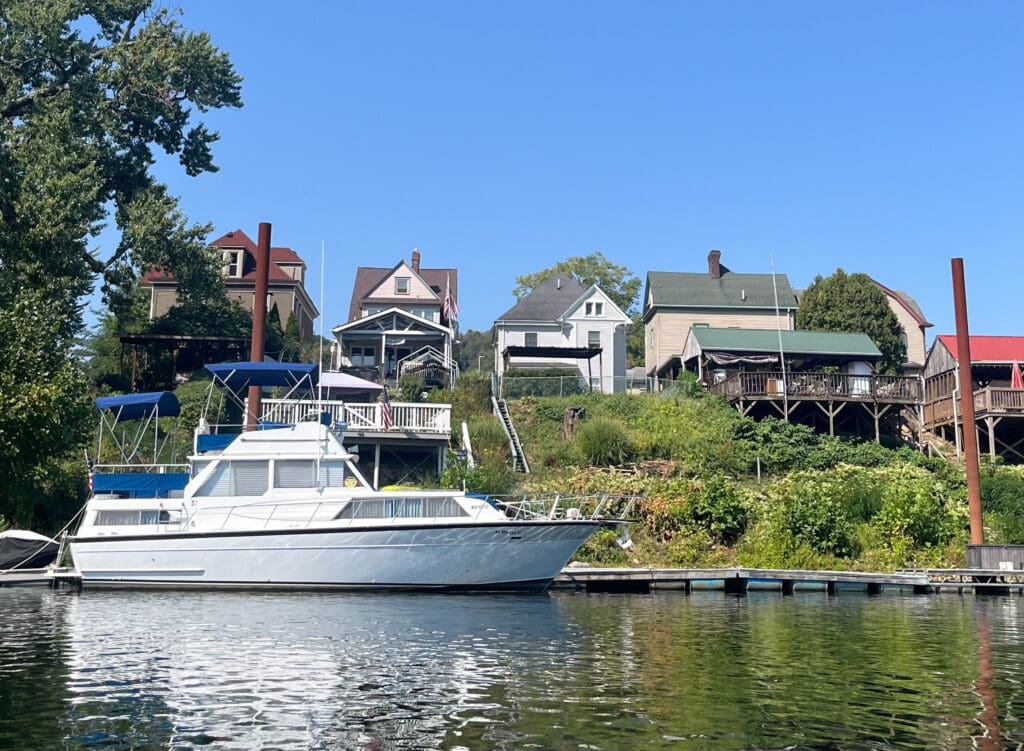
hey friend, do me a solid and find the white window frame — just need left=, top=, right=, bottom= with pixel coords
left=222, top=249, right=243, bottom=278
left=585, top=301, right=604, bottom=317
left=588, top=330, right=601, bottom=348
left=394, top=277, right=411, bottom=294
left=524, top=332, right=538, bottom=347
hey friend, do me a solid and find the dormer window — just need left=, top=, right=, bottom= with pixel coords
left=585, top=301, right=604, bottom=317
left=395, top=277, right=410, bottom=294
left=222, top=249, right=243, bottom=278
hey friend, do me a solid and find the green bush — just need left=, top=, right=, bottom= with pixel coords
left=875, top=469, right=965, bottom=548
left=573, top=417, right=634, bottom=466
left=440, top=459, right=516, bottom=496
left=396, top=374, right=425, bottom=402
left=763, top=473, right=858, bottom=557
left=686, top=473, right=750, bottom=545
left=466, top=414, right=510, bottom=465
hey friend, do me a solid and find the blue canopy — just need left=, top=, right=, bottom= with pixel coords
left=95, top=392, right=181, bottom=421
left=92, top=472, right=190, bottom=498
left=205, top=362, right=318, bottom=389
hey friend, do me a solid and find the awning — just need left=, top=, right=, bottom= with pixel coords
left=319, top=371, right=384, bottom=395
left=94, top=391, right=181, bottom=420
left=503, top=346, right=602, bottom=359
left=205, top=362, right=318, bottom=389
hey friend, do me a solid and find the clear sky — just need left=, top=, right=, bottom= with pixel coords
left=138, top=1, right=1022, bottom=342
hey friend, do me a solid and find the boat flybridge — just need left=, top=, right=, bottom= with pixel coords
left=71, top=362, right=634, bottom=590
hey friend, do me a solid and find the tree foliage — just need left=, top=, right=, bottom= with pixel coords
left=513, top=252, right=641, bottom=315
left=0, top=2, right=242, bottom=523
left=796, top=269, right=906, bottom=374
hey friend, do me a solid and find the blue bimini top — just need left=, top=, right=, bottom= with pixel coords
left=94, top=391, right=181, bottom=421
left=205, top=362, right=318, bottom=389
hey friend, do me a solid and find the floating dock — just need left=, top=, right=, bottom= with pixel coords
left=552, top=566, right=1024, bottom=595
left=0, top=568, right=81, bottom=589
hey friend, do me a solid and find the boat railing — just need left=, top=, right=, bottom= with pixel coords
left=494, top=494, right=639, bottom=522
left=92, top=463, right=190, bottom=474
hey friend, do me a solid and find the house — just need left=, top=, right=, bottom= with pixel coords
left=493, top=272, right=631, bottom=393
left=141, top=228, right=319, bottom=338
left=333, top=249, right=459, bottom=386
left=923, top=335, right=1024, bottom=461
left=871, top=280, right=933, bottom=375
left=643, top=250, right=798, bottom=380
left=686, top=327, right=921, bottom=440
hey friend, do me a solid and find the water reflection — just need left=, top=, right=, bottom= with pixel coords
left=0, top=589, right=1022, bottom=750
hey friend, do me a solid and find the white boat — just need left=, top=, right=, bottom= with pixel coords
left=70, top=363, right=632, bottom=590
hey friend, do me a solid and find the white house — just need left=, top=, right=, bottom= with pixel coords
left=493, top=273, right=631, bottom=393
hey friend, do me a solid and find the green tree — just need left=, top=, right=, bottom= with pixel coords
left=457, top=328, right=495, bottom=372
left=796, top=269, right=906, bottom=374
left=0, top=2, right=242, bottom=524
left=513, top=252, right=641, bottom=315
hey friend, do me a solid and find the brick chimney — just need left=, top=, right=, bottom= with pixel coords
left=411, top=248, right=421, bottom=273
left=708, top=249, right=722, bottom=279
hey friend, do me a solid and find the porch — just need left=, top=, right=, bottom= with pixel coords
left=923, top=387, right=1024, bottom=461
left=710, top=370, right=922, bottom=441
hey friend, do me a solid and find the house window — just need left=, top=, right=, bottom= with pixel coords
left=525, top=332, right=538, bottom=347
left=351, top=346, right=376, bottom=367
left=395, top=277, right=410, bottom=294
left=222, top=249, right=242, bottom=278
left=588, top=331, right=601, bottom=349
left=585, top=301, right=604, bottom=317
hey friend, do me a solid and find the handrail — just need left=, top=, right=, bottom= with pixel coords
left=709, top=371, right=921, bottom=402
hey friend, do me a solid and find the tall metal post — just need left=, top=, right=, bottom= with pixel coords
left=246, top=222, right=272, bottom=432
left=951, top=258, right=984, bottom=544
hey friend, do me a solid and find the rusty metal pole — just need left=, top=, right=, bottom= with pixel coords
left=952, top=258, right=984, bottom=544
left=245, top=222, right=272, bottom=432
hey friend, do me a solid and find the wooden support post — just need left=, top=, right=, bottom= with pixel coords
left=986, top=416, right=996, bottom=458
left=724, top=576, right=747, bottom=595
left=373, top=443, right=382, bottom=490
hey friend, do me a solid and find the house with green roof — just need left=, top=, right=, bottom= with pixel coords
left=679, top=326, right=921, bottom=440
left=643, top=250, right=798, bottom=379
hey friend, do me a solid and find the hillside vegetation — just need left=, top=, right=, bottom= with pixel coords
left=444, top=374, right=1024, bottom=571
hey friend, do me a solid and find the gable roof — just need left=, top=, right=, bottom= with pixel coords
left=495, top=273, right=586, bottom=322
left=332, top=306, right=451, bottom=336
left=936, top=335, right=1024, bottom=363
left=562, top=284, right=631, bottom=322
left=141, top=228, right=306, bottom=285
left=871, top=279, right=932, bottom=328
left=348, top=262, right=458, bottom=322
left=645, top=270, right=798, bottom=318
left=688, top=327, right=881, bottom=358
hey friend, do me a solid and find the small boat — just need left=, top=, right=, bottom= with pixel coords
left=0, top=530, right=60, bottom=570
left=70, top=363, right=632, bottom=590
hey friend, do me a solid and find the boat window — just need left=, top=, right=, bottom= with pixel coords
left=192, top=460, right=210, bottom=478
left=140, top=510, right=160, bottom=525
left=318, top=461, right=348, bottom=487
left=96, top=510, right=139, bottom=525
left=334, top=496, right=468, bottom=520
left=195, top=461, right=268, bottom=497
left=275, top=460, right=316, bottom=488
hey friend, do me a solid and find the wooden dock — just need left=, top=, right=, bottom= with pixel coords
left=0, top=568, right=81, bottom=589
left=552, top=567, right=964, bottom=595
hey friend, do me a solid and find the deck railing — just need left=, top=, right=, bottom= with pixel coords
left=258, top=398, right=451, bottom=434
left=924, top=387, right=1024, bottom=426
left=709, top=371, right=921, bottom=402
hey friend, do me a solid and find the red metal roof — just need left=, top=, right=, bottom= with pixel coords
left=936, top=335, right=1024, bottom=363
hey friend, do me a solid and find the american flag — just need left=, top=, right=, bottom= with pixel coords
left=380, top=388, right=393, bottom=431
left=443, top=272, right=459, bottom=322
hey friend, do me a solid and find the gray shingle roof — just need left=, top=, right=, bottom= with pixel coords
left=645, top=270, right=798, bottom=312
left=495, top=273, right=586, bottom=322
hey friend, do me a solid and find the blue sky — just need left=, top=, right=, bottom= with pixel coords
left=137, top=1, right=1021, bottom=340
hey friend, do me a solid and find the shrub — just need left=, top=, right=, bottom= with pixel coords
left=687, top=473, right=750, bottom=545
left=440, top=459, right=516, bottom=496
left=875, top=470, right=965, bottom=548
left=466, top=414, right=510, bottom=465
left=573, top=417, right=634, bottom=466
left=763, top=473, right=858, bottom=557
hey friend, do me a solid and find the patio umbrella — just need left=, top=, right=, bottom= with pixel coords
left=1012, top=361, right=1024, bottom=389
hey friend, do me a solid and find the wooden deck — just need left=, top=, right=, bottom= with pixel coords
left=924, top=387, right=1024, bottom=427
left=710, top=371, right=921, bottom=404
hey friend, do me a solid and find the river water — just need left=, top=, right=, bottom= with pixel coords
left=0, top=589, right=1020, bottom=750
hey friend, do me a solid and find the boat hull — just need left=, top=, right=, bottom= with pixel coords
left=69, top=521, right=600, bottom=590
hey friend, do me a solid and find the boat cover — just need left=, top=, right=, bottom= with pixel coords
left=95, top=391, right=181, bottom=420
left=319, top=371, right=384, bottom=395
left=0, top=530, right=59, bottom=570
left=91, top=473, right=190, bottom=498
left=205, top=362, right=318, bottom=389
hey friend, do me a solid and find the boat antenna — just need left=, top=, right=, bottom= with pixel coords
left=771, top=253, right=789, bottom=421
left=317, top=239, right=326, bottom=407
